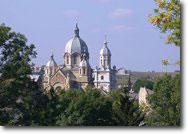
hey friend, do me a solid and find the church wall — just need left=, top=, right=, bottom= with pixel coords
left=97, top=83, right=110, bottom=92
left=80, top=83, right=89, bottom=90
left=93, top=70, right=112, bottom=92
left=97, top=72, right=110, bottom=82
left=72, top=68, right=80, bottom=78
left=53, top=82, right=66, bottom=91
left=50, top=72, right=66, bottom=86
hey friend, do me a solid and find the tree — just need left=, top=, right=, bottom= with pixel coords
left=0, top=24, right=37, bottom=78
left=145, top=74, right=180, bottom=126
left=149, top=0, right=181, bottom=46
left=147, top=0, right=181, bottom=126
left=109, top=88, right=144, bottom=126
left=44, top=88, right=62, bottom=126
left=17, top=81, right=50, bottom=126
left=56, top=87, right=145, bottom=126
left=0, top=24, right=48, bottom=126
left=133, top=79, right=154, bottom=93
left=56, top=88, right=113, bottom=126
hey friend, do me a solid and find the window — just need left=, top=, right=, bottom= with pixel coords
left=66, top=56, right=69, bottom=64
left=104, top=59, right=106, bottom=67
left=73, top=56, right=77, bottom=64
left=101, top=75, right=104, bottom=80
left=83, top=68, right=86, bottom=75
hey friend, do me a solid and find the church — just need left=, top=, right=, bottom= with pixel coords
left=42, top=23, right=117, bottom=93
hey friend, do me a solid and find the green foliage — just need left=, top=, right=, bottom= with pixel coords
left=133, top=79, right=154, bottom=93
left=110, top=88, right=144, bottom=126
left=0, top=24, right=37, bottom=79
left=147, top=1, right=181, bottom=126
left=145, top=74, right=181, bottom=126
left=149, top=0, right=181, bottom=46
left=42, top=88, right=62, bottom=126
left=162, top=59, right=169, bottom=66
left=56, top=89, right=113, bottom=126
left=0, top=24, right=49, bottom=126
left=56, top=88, right=144, bottom=126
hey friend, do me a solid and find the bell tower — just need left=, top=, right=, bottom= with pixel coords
left=100, top=36, right=111, bottom=70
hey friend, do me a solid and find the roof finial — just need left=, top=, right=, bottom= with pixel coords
left=74, top=20, right=79, bottom=37
left=76, top=16, right=79, bottom=24
left=104, top=34, right=108, bottom=47
left=75, top=21, right=78, bottom=29
left=51, top=53, right=54, bottom=59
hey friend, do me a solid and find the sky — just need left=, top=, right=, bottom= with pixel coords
left=0, top=0, right=180, bottom=72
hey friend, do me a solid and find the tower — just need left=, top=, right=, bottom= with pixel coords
left=79, top=52, right=89, bottom=76
left=43, top=54, right=58, bottom=89
left=100, top=36, right=111, bottom=70
left=62, top=23, right=92, bottom=89
left=45, top=54, right=58, bottom=77
left=78, top=51, right=92, bottom=89
left=93, top=36, right=116, bottom=92
left=64, top=23, right=89, bottom=69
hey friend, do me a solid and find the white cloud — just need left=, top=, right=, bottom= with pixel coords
left=112, top=25, right=134, bottom=32
left=109, top=8, right=132, bottom=19
left=92, top=25, right=134, bottom=33
left=62, top=10, right=81, bottom=18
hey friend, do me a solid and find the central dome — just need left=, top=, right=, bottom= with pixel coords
left=65, top=24, right=88, bottom=55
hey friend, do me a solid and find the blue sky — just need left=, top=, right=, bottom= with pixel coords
left=0, top=0, right=180, bottom=71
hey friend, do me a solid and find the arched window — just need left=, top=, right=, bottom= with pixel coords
left=73, top=55, right=78, bottom=64
left=104, top=59, right=106, bottom=67
left=66, top=55, right=69, bottom=64
left=55, top=86, right=62, bottom=94
left=101, top=75, right=104, bottom=80
left=73, top=56, right=76, bottom=64
left=83, top=68, right=86, bottom=75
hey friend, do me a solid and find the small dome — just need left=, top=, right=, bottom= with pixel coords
left=46, top=55, right=57, bottom=67
left=80, top=52, right=90, bottom=67
left=64, top=24, right=88, bottom=55
left=100, top=41, right=111, bottom=56
left=79, top=59, right=88, bottom=67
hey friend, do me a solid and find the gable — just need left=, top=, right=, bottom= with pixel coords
left=51, top=70, right=66, bottom=86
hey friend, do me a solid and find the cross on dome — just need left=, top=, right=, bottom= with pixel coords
left=50, top=53, right=54, bottom=59
left=74, top=23, right=79, bottom=37
left=104, top=34, right=109, bottom=47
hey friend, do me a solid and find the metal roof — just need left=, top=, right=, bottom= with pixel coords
left=65, top=37, right=88, bottom=54
left=65, top=24, right=88, bottom=55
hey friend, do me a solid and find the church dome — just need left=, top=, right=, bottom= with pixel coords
left=46, top=54, right=57, bottom=67
left=65, top=24, right=88, bottom=55
left=100, top=41, right=111, bottom=56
